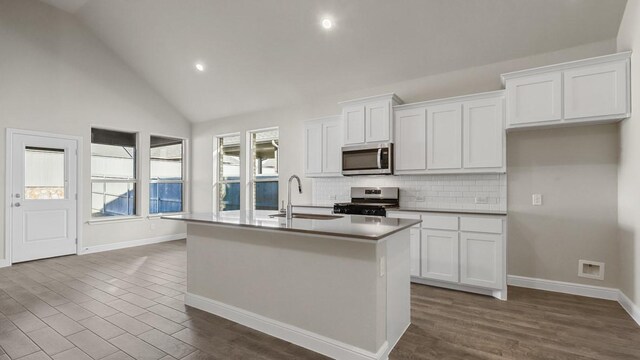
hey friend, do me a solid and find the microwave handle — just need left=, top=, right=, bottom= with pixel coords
left=377, top=148, right=382, bottom=169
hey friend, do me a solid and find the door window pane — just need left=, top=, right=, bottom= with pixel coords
left=24, top=147, right=65, bottom=200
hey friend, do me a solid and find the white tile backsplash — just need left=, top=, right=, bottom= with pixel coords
left=312, top=174, right=507, bottom=211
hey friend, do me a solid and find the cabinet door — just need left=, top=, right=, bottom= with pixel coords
left=365, top=101, right=391, bottom=143
left=322, top=119, right=343, bottom=175
left=505, top=73, right=562, bottom=127
left=427, top=103, right=462, bottom=170
left=463, top=98, right=504, bottom=170
left=564, top=61, right=628, bottom=120
left=395, top=108, right=426, bottom=171
left=304, top=122, right=323, bottom=175
left=420, top=230, right=459, bottom=283
left=410, top=228, right=421, bottom=277
left=460, top=232, right=502, bottom=289
left=343, top=105, right=366, bottom=145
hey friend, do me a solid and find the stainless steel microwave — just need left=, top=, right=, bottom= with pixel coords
left=342, top=143, right=393, bottom=176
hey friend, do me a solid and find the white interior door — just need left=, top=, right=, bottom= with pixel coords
left=10, top=133, right=78, bottom=263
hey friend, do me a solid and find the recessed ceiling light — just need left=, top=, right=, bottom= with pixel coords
left=195, top=62, right=205, bottom=72
left=321, top=18, right=333, bottom=30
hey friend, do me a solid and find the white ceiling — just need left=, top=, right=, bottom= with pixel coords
left=41, top=0, right=627, bottom=122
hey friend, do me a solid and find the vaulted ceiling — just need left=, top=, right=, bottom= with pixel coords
left=39, top=0, right=627, bottom=122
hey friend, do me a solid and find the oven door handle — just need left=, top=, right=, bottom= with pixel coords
left=377, top=148, right=382, bottom=169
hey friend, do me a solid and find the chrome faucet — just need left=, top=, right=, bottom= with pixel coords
left=287, top=175, right=302, bottom=220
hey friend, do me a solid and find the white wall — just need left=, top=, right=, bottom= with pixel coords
left=0, top=0, right=191, bottom=262
left=617, top=0, right=640, bottom=307
left=191, top=38, right=618, bottom=287
left=507, top=124, right=619, bottom=288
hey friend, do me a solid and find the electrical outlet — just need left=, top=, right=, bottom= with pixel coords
left=329, top=194, right=337, bottom=200
left=532, top=194, right=542, bottom=206
left=475, top=196, right=489, bottom=204
left=416, top=195, right=426, bottom=202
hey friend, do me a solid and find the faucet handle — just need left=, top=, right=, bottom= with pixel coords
left=280, top=200, right=286, bottom=213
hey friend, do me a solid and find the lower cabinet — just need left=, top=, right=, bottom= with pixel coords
left=420, top=229, right=459, bottom=283
left=459, top=232, right=503, bottom=289
left=388, top=211, right=506, bottom=299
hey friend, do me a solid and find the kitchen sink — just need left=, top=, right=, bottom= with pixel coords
left=269, top=213, right=343, bottom=220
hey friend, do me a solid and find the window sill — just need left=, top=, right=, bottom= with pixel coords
left=148, top=212, right=188, bottom=219
left=87, top=216, right=144, bottom=225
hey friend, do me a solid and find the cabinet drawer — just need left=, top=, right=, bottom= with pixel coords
left=421, top=215, right=459, bottom=230
left=459, top=217, right=503, bottom=234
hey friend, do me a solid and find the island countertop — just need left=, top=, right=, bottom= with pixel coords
left=162, top=212, right=421, bottom=241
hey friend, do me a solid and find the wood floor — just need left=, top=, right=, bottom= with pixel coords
left=0, top=240, right=638, bottom=360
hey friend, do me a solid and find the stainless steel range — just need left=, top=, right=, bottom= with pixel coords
left=333, top=187, right=399, bottom=216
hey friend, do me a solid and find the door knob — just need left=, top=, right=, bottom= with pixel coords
left=14, top=202, right=21, bottom=207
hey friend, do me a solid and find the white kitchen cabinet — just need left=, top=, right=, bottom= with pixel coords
left=365, top=101, right=391, bottom=143
left=394, top=107, right=426, bottom=171
left=322, top=119, right=343, bottom=175
left=460, top=232, right=503, bottom=289
left=393, top=90, right=505, bottom=175
left=340, top=93, right=403, bottom=146
left=343, top=105, right=365, bottom=145
left=304, top=116, right=343, bottom=177
left=463, top=98, right=504, bottom=170
left=502, top=52, right=631, bottom=130
left=505, top=72, right=562, bottom=128
left=421, top=229, right=459, bottom=283
left=564, top=60, right=628, bottom=121
left=427, top=103, right=462, bottom=171
left=304, top=122, right=322, bottom=175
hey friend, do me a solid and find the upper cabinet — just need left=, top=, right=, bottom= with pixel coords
left=395, top=108, right=426, bottom=171
left=340, top=94, right=403, bottom=145
left=395, top=91, right=506, bottom=175
left=502, top=52, right=631, bottom=130
left=304, top=116, right=343, bottom=177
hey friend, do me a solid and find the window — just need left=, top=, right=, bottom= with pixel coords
left=250, top=129, right=278, bottom=211
left=91, top=128, right=137, bottom=217
left=25, top=147, right=65, bottom=200
left=150, top=136, right=184, bottom=214
left=216, top=134, right=240, bottom=212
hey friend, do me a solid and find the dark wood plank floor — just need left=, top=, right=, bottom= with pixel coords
left=0, top=240, right=638, bottom=359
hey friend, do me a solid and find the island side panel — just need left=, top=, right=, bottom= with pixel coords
left=384, top=229, right=412, bottom=353
left=186, top=223, right=386, bottom=354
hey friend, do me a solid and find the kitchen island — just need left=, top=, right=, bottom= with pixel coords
left=163, top=212, right=421, bottom=360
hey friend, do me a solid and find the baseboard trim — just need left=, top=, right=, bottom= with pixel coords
left=507, top=275, right=619, bottom=300
left=618, top=291, right=640, bottom=327
left=0, top=259, right=10, bottom=268
left=185, top=292, right=387, bottom=360
left=508, top=275, right=640, bottom=327
left=412, top=276, right=506, bottom=300
left=79, top=233, right=186, bottom=255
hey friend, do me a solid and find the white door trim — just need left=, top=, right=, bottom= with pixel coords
left=4, top=128, right=83, bottom=267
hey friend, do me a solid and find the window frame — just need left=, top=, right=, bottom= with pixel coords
left=89, top=127, right=140, bottom=220
left=148, top=134, right=188, bottom=216
left=247, top=127, right=279, bottom=214
left=214, top=133, right=241, bottom=214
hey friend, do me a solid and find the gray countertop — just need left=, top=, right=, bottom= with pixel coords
left=162, top=212, right=421, bottom=241
left=293, top=204, right=506, bottom=216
